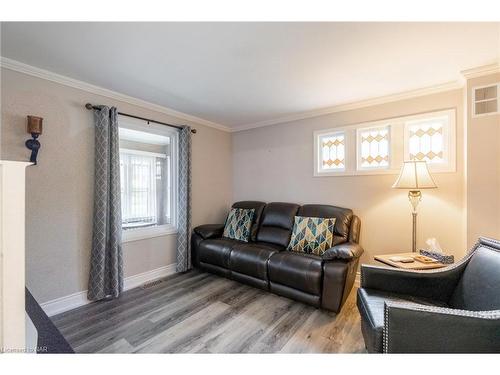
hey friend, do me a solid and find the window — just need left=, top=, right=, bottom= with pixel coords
left=314, top=108, right=455, bottom=176
left=404, top=110, right=455, bottom=172
left=119, top=117, right=178, bottom=242
left=405, top=116, right=446, bottom=164
left=357, top=125, right=390, bottom=170
left=120, top=151, right=170, bottom=228
left=319, top=132, right=346, bottom=171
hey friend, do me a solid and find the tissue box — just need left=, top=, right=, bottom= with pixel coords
left=419, top=249, right=454, bottom=264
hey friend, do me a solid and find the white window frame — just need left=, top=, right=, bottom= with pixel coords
left=314, top=130, right=347, bottom=174
left=403, top=109, right=456, bottom=173
left=472, top=83, right=499, bottom=118
left=356, top=124, right=392, bottom=171
left=313, top=108, right=456, bottom=177
left=120, top=148, right=167, bottom=228
left=314, top=121, right=399, bottom=177
left=118, top=116, right=179, bottom=243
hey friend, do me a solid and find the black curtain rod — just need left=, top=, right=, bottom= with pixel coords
left=85, top=103, right=197, bottom=134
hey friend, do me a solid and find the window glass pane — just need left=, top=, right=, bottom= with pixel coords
left=118, top=127, right=172, bottom=230
left=128, top=154, right=156, bottom=224
left=320, top=133, right=345, bottom=170
left=358, top=126, right=390, bottom=169
left=407, top=117, right=446, bottom=164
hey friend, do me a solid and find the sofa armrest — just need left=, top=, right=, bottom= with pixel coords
left=322, top=242, right=364, bottom=261
left=193, top=224, right=224, bottom=240
left=384, top=301, right=500, bottom=353
left=361, top=263, right=466, bottom=303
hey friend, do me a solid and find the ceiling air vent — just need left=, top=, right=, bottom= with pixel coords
left=473, top=83, right=499, bottom=117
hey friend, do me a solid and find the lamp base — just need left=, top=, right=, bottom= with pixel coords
left=408, top=190, right=422, bottom=211
left=408, top=190, right=421, bottom=253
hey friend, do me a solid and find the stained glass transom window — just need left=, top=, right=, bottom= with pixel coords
left=314, top=109, right=454, bottom=176
left=407, top=118, right=445, bottom=164
left=358, top=126, right=390, bottom=169
left=320, top=133, right=345, bottom=170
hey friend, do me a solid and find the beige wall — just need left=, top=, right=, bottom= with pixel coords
left=466, top=73, right=500, bottom=247
left=0, top=68, right=232, bottom=303
left=232, top=89, right=466, bottom=264
left=1, top=64, right=495, bottom=303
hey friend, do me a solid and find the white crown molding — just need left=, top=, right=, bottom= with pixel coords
left=232, top=80, right=464, bottom=132
left=5, top=56, right=495, bottom=134
left=0, top=57, right=231, bottom=133
left=461, top=62, right=500, bottom=80
left=40, top=263, right=176, bottom=317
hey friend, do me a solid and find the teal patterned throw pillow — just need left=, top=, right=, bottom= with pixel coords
left=287, top=216, right=336, bottom=256
left=222, top=208, right=255, bottom=242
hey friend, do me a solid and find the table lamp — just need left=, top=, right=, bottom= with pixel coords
left=392, top=160, right=437, bottom=252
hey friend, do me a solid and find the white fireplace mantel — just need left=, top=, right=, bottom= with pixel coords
left=0, top=160, right=31, bottom=352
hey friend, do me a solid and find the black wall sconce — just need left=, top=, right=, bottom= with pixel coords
left=25, top=115, right=43, bottom=165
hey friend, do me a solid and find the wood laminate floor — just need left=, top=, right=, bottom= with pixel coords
left=52, top=270, right=366, bottom=353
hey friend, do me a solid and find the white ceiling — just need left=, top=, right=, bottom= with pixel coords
left=1, top=22, right=499, bottom=129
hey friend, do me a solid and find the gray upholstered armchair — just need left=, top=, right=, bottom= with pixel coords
left=357, top=237, right=500, bottom=353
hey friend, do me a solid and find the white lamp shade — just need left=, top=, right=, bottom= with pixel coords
left=392, top=161, right=437, bottom=189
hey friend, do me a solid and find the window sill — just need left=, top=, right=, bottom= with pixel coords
left=122, top=224, right=178, bottom=243
left=314, top=164, right=456, bottom=177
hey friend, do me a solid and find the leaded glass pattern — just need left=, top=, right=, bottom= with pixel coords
left=358, top=126, right=389, bottom=168
left=407, top=118, right=445, bottom=163
left=320, top=133, right=345, bottom=170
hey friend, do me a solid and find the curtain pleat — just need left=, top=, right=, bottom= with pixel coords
left=176, top=126, right=192, bottom=272
left=88, top=106, right=123, bottom=301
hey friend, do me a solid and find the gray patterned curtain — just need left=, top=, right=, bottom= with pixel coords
left=176, top=126, right=192, bottom=272
left=88, top=106, right=123, bottom=301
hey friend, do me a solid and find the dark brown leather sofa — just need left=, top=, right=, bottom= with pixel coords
left=191, top=201, right=363, bottom=313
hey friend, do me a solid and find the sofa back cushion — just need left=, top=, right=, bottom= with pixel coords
left=232, top=201, right=266, bottom=242
left=449, top=244, right=500, bottom=311
left=298, top=204, right=353, bottom=245
left=256, top=202, right=300, bottom=247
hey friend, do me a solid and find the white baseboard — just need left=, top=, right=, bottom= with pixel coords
left=40, top=290, right=90, bottom=317
left=40, top=263, right=177, bottom=317
left=123, top=263, right=176, bottom=290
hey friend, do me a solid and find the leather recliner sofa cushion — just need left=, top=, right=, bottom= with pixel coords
left=268, top=252, right=323, bottom=295
left=256, top=202, right=300, bottom=247
left=198, top=238, right=241, bottom=268
left=229, top=242, right=284, bottom=281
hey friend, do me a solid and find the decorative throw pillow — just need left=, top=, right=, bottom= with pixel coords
left=287, top=216, right=336, bottom=256
left=222, top=208, right=255, bottom=242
